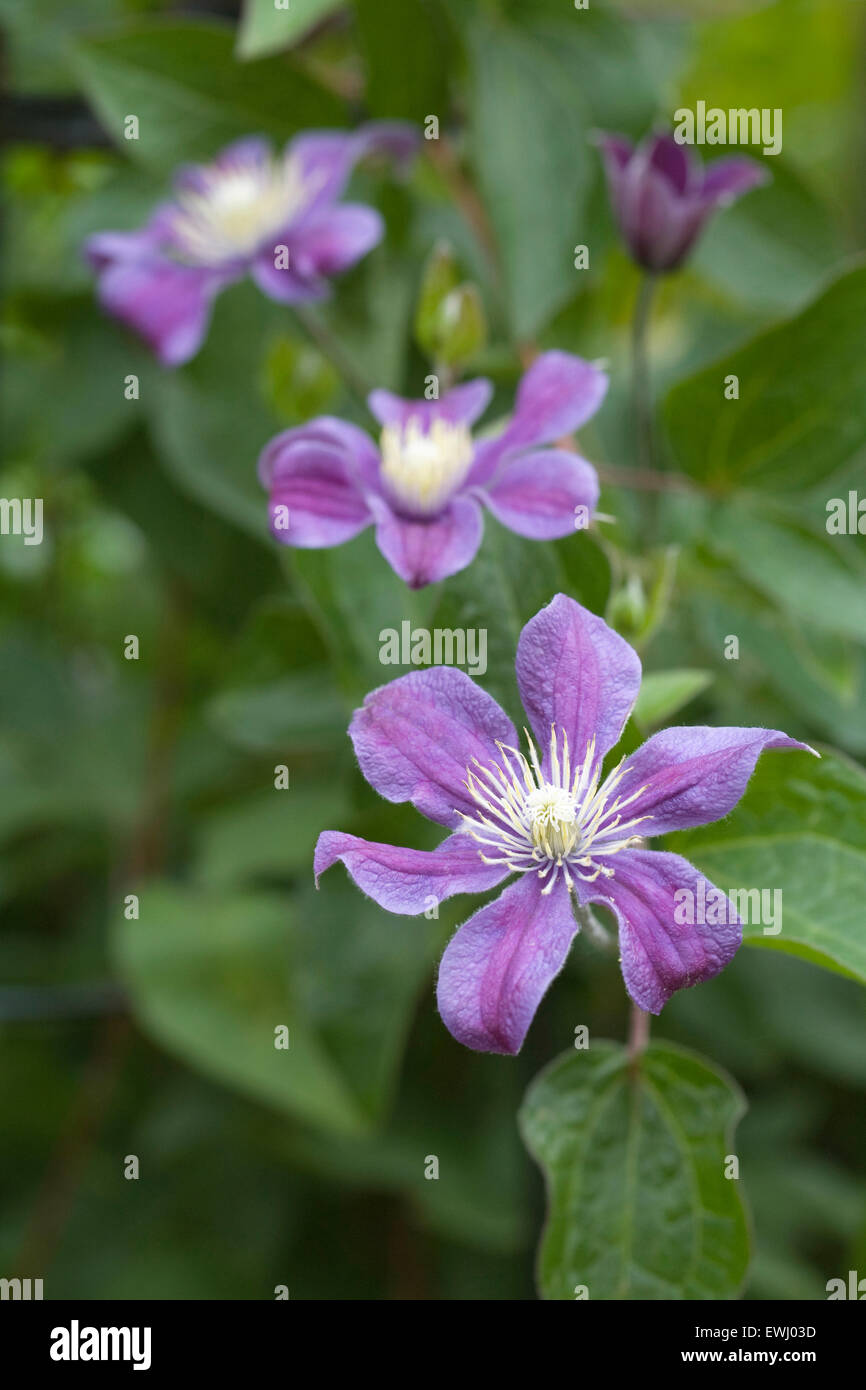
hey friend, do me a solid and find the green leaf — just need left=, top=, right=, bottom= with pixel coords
left=114, top=879, right=436, bottom=1132
left=114, top=885, right=362, bottom=1132
left=706, top=500, right=866, bottom=646
left=464, top=13, right=588, bottom=340
left=236, top=0, right=343, bottom=61
left=520, top=1041, right=749, bottom=1300
left=663, top=260, right=866, bottom=492
left=633, top=668, right=714, bottom=728
left=71, top=20, right=343, bottom=173
left=145, top=284, right=281, bottom=542
left=671, top=746, right=866, bottom=983
left=352, top=0, right=453, bottom=123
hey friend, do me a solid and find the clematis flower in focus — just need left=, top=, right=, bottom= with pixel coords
left=259, top=352, right=606, bottom=588
left=315, top=594, right=815, bottom=1054
left=84, top=122, right=417, bottom=366
left=594, top=129, right=769, bottom=272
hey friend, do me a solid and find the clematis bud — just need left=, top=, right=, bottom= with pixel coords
left=593, top=129, right=769, bottom=273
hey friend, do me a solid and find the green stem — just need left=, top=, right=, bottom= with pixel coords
left=628, top=1001, right=651, bottom=1064
left=631, top=273, right=659, bottom=540
left=294, top=303, right=372, bottom=408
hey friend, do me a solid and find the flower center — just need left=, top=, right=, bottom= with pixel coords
left=525, top=784, right=579, bottom=858
left=459, top=726, right=649, bottom=897
left=379, top=416, right=474, bottom=517
left=170, top=152, right=312, bottom=266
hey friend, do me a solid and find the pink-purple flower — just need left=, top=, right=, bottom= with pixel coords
left=258, top=352, right=606, bottom=588
left=315, top=594, right=814, bottom=1054
left=594, top=129, right=769, bottom=272
left=84, top=122, right=417, bottom=366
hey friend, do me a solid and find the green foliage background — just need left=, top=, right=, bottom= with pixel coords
left=1, top=0, right=864, bottom=1299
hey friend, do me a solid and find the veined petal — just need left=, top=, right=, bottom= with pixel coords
left=349, top=665, right=518, bottom=828
left=701, top=156, right=770, bottom=205
left=372, top=493, right=484, bottom=588
left=264, top=440, right=373, bottom=547
left=258, top=417, right=380, bottom=490
left=480, top=448, right=599, bottom=539
left=288, top=120, right=418, bottom=218
left=615, top=725, right=816, bottom=836
left=314, top=830, right=508, bottom=914
left=368, top=379, right=493, bottom=429
left=515, top=593, right=641, bottom=773
left=584, top=849, right=742, bottom=1014
left=95, top=255, right=227, bottom=367
left=470, top=353, right=607, bottom=483
left=437, top=872, right=577, bottom=1054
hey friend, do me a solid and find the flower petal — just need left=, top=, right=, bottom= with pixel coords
left=368, top=379, right=493, bottom=429
left=258, top=417, right=380, bottom=490
left=480, top=448, right=599, bottom=539
left=437, top=872, right=576, bottom=1054
left=288, top=120, right=418, bottom=217
left=585, top=849, right=742, bottom=1014
left=515, top=594, right=641, bottom=770
left=95, top=255, right=226, bottom=367
left=264, top=440, right=373, bottom=547
left=647, top=132, right=694, bottom=195
left=372, top=493, right=484, bottom=588
left=349, top=665, right=518, bottom=828
left=252, top=204, right=383, bottom=302
left=314, top=829, right=508, bottom=914
left=701, top=156, right=770, bottom=206
left=470, top=353, right=607, bottom=483
left=614, top=726, right=816, bottom=837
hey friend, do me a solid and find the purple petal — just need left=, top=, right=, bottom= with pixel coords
left=615, top=726, right=816, bottom=837
left=258, top=417, right=380, bottom=490
left=647, top=132, right=694, bottom=195
left=263, top=440, right=373, bottom=547
left=470, top=353, right=607, bottom=484
left=701, top=156, right=770, bottom=206
left=291, top=204, right=384, bottom=276
left=314, top=829, right=508, bottom=914
left=592, top=131, right=635, bottom=176
left=437, top=872, right=577, bottom=1054
left=288, top=120, right=418, bottom=218
left=368, top=378, right=493, bottom=429
left=515, top=594, right=641, bottom=771
left=372, top=493, right=484, bottom=588
left=95, top=255, right=226, bottom=367
left=349, top=665, right=518, bottom=828
left=174, top=136, right=272, bottom=196
left=479, top=448, right=599, bottom=539
left=253, top=204, right=383, bottom=302
left=585, top=849, right=742, bottom=1014
left=620, top=149, right=699, bottom=271
left=84, top=207, right=173, bottom=269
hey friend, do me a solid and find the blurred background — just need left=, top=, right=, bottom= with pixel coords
left=1, top=0, right=865, bottom=1299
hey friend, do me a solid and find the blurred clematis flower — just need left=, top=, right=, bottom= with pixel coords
left=594, top=129, right=769, bottom=272
left=259, top=352, right=606, bottom=588
left=84, top=123, right=417, bottom=366
left=315, top=594, right=814, bottom=1054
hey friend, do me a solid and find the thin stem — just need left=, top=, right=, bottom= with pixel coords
left=294, top=303, right=372, bottom=408
left=628, top=1002, right=651, bottom=1064
left=631, top=272, right=657, bottom=475
left=573, top=899, right=616, bottom=952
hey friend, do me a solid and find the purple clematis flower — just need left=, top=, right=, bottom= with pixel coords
left=85, top=122, right=417, bottom=366
left=315, top=594, right=814, bottom=1054
left=594, top=129, right=769, bottom=272
left=258, top=352, right=606, bottom=588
